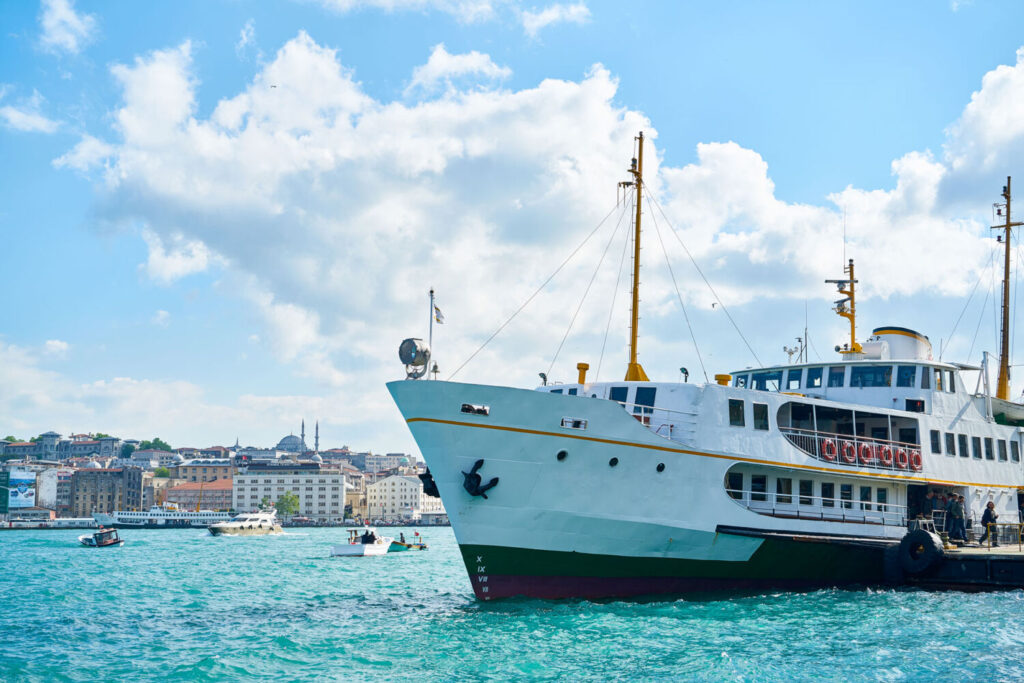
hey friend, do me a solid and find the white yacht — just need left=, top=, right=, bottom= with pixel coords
left=93, top=504, right=230, bottom=529
left=330, top=528, right=394, bottom=556
left=208, top=509, right=283, bottom=536
left=388, top=136, right=1024, bottom=600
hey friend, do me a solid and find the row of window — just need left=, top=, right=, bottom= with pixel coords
left=726, top=472, right=890, bottom=511
left=734, top=365, right=957, bottom=393
left=928, top=429, right=1021, bottom=462
left=728, top=399, right=769, bottom=430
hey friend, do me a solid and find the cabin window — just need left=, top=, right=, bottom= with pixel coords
left=851, top=366, right=892, bottom=388
left=561, top=417, right=588, bottom=430
left=958, top=434, right=969, bottom=459
left=921, top=369, right=931, bottom=390
left=933, top=369, right=944, bottom=391
left=860, top=486, right=872, bottom=511
left=733, top=375, right=749, bottom=388
left=899, top=427, right=919, bottom=446
left=984, top=438, right=995, bottom=460
left=946, top=370, right=956, bottom=393
left=998, top=440, right=1008, bottom=462
left=840, top=484, right=853, bottom=509
left=727, top=472, right=743, bottom=499
left=807, top=367, right=823, bottom=388
left=828, top=367, right=845, bottom=387
left=568, top=388, right=578, bottom=396
left=551, top=388, right=563, bottom=394
left=905, top=399, right=925, bottom=413
left=609, top=386, right=628, bottom=405
left=728, top=399, right=745, bottom=427
left=930, top=430, right=941, bottom=454
left=877, top=488, right=888, bottom=512
left=751, top=475, right=767, bottom=502
left=945, top=433, right=956, bottom=456
left=461, top=403, right=490, bottom=416
left=896, top=366, right=917, bottom=387
left=786, top=369, right=802, bottom=391
left=821, top=482, right=835, bottom=507
left=972, top=436, right=982, bottom=460
left=753, top=403, right=769, bottom=431
left=634, top=387, right=657, bottom=417
left=776, top=478, right=793, bottom=504
left=752, top=371, right=782, bottom=391
left=799, top=479, right=813, bottom=505
left=1013, top=441, right=1021, bottom=463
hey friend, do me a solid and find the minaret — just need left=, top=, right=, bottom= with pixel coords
left=315, top=421, right=319, bottom=453
left=301, top=420, right=306, bottom=449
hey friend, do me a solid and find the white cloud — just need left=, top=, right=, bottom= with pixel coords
left=151, top=310, right=170, bottom=327
left=315, top=0, right=498, bottom=23
left=0, top=90, right=60, bottom=133
left=52, top=134, right=114, bottom=170
left=236, top=19, right=256, bottom=59
left=39, top=0, right=97, bottom=55
left=406, top=43, right=511, bottom=95
left=140, top=229, right=216, bottom=285
left=43, top=340, right=70, bottom=358
left=521, top=2, right=590, bottom=37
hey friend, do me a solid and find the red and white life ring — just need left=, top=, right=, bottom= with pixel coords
left=909, top=450, right=923, bottom=472
left=822, top=439, right=837, bottom=461
left=858, top=443, right=875, bottom=465
left=895, top=448, right=909, bottom=469
left=841, top=440, right=857, bottom=464
left=879, top=445, right=894, bottom=467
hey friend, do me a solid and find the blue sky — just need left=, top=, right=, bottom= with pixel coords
left=3, top=0, right=1024, bottom=453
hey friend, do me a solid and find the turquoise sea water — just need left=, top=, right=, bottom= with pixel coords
left=2, top=527, right=1024, bottom=681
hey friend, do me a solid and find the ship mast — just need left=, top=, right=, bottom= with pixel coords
left=995, top=177, right=1022, bottom=401
left=624, top=132, right=650, bottom=381
left=826, top=259, right=862, bottom=355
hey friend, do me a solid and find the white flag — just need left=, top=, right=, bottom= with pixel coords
left=433, top=304, right=445, bottom=324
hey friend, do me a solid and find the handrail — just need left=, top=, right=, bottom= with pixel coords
left=780, top=426, right=924, bottom=473
left=725, top=487, right=907, bottom=527
left=782, top=426, right=918, bottom=449
left=979, top=522, right=1024, bottom=551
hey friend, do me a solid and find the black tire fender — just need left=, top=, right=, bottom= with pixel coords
left=899, top=529, right=944, bottom=575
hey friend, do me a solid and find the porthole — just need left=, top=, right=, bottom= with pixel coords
left=656, top=463, right=665, bottom=472
left=556, top=450, right=568, bottom=461
left=609, top=457, right=619, bottom=467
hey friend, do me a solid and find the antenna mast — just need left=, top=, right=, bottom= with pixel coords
left=826, top=259, right=862, bottom=355
left=623, top=132, right=649, bottom=381
left=994, top=177, right=1022, bottom=400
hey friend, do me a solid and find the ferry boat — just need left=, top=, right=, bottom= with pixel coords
left=389, top=135, right=1024, bottom=600
left=208, top=509, right=282, bottom=536
left=93, top=504, right=230, bottom=529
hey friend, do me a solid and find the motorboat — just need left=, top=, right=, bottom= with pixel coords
left=389, top=532, right=428, bottom=552
left=208, top=509, right=282, bottom=536
left=79, top=527, right=124, bottom=547
left=330, top=528, right=393, bottom=556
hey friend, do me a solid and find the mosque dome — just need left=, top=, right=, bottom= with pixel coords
left=173, top=454, right=185, bottom=464
left=399, top=457, right=410, bottom=465
left=311, top=453, right=323, bottom=463
left=276, top=434, right=306, bottom=453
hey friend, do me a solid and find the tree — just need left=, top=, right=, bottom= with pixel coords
left=259, top=496, right=273, bottom=510
left=2, top=436, right=18, bottom=443
left=94, top=433, right=112, bottom=439
left=29, top=435, right=41, bottom=443
left=154, top=467, right=170, bottom=478
left=275, top=491, right=300, bottom=519
left=138, top=437, right=172, bottom=452
left=121, top=443, right=136, bottom=458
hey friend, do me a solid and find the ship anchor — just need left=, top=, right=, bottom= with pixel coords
left=462, top=459, right=499, bottom=499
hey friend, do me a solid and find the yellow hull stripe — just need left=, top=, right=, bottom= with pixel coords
left=406, top=417, right=1022, bottom=490
left=874, top=328, right=928, bottom=343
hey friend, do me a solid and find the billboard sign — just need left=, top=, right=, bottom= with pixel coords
left=0, top=472, right=7, bottom=514
left=8, top=470, right=36, bottom=509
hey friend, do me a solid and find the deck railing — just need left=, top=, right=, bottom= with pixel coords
left=780, top=426, right=924, bottom=473
left=725, top=488, right=908, bottom=527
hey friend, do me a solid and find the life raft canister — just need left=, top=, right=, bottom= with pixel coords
left=822, top=439, right=837, bottom=461
left=879, top=445, right=894, bottom=466
left=909, top=450, right=923, bottom=472
left=841, top=440, right=858, bottom=464
left=895, top=448, right=909, bottom=469
left=858, top=442, right=875, bottom=465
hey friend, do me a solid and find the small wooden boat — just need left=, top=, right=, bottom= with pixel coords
left=78, top=527, right=124, bottom=547
left=331, top=528, right=393, bottom=557
left=389, top=532, right=428, bottom=552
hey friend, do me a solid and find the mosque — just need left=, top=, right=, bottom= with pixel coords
left=275, top=420, right=321, bottom=461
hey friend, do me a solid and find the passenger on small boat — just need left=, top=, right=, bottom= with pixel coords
left=361, top=530, right=377, bottom=544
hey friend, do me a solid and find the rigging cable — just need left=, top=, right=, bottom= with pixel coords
left=968, top=245, right=997, bottom=364
left=448, top=202, right=623, bottom=380
left=595, top=194, right=635, bottom=382
left=938, top=258, right=990, bottom=361
left=546, top=199, right=632, bottom=377
left=644, top=190, right=763, bottom=367
left=644, top=189, right=709, bottom=382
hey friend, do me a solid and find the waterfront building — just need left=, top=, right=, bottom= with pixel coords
left=199, top=446, right=233, bottom=459
left=166, top=478, right=233, bottom=511
left=366, top=475, right=445, bottom=522
left=35, top=468, right=75, bottom=515
left=0, top=433, right=121, bottom=461
left=130, top=449, right=180, bottom=469
left=69, top=467, right=144, bottom=516
left=232, top=462, right=344, bottom=522
left=172, top=458, right=233, bottom=482
left=8, top=507, right=56, bottom=521
left=364, top=453, right=411, bottom=472
left=343, top=467, right=367, bottom=519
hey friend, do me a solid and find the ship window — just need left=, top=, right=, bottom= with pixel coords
left=998, top=440, right=1008, bottom=461
left=930, top=430, right=941, bottom=454
left=551, top=388, right=563, bottom=394
left=560, top=417, right=588, bottom=430
left=905, top=399, right=925, bottom=413
left=984, top=438, right=995, bottom=460
left=807, top=367, right=823, bottom=388
left=899, top=427, right=919, bottom=446
left=750, top=475, right=766, bottom=502
left=828, top=367, right=845, bottom=387
left=461, top=404, right=490, bottom=416
left=568, top=388, right=577, bottom=396
left=972, top=436, right=982, bottom=460
left=877, top=488, right=888, bottom=512
left=1012, top=441, right=1021, bottom=463
left=860, top=486, right=872, bottom=511
left=958, top=434, right=969, bottom=458
left=733, top=375, right=749, bottom=389
left=945, top=433, right=956, bottom=456
left=851, top=366, right=892, bottom=388
left=727, top=472, right=743, bottom=499
left=609, top=386, right=628, bottom=405
left=729, top=399, right=745, bottom=427
left=896, top=366, right=916, bottom=387
left=786, top=369, right=802, bottom=391
left=947, top=370, right=956, bottom=393
left=840, top=484, right=853, bottom=509
left=799, top=479, right=813, bottom=505
left=921, top=369, right=931, bottom=389
left=752, top=371, right=782, bottom=391
left=634, top=387, right=657, bottom=416
left=933, top=368, right=944, bottom=391
left=753, top=403, right=769, bottom=430
left=776, top=478, right=792, bottom=504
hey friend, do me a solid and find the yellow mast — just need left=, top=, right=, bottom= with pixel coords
left=624, top=132, right=650, bottom=381
left=827, top=259, right=862, bottom=354
left=995, top=177, right=1022, bottom=401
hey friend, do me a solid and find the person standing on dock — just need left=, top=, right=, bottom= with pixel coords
left=949, top=496, right=966, bottom=541
left=922, top=491, right=937, bottom=519
left=980, top=502, right=999, bottom=546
